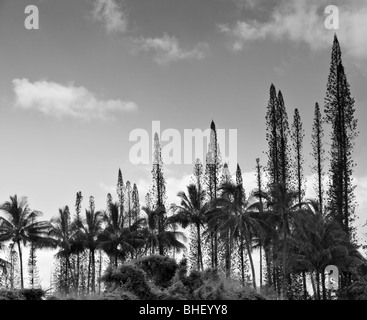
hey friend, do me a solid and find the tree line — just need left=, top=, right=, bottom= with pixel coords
left=0, top=35, right=364, bottom=300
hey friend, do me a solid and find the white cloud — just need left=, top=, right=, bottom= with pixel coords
left=132, top=34, right=209, bottom=65
left=92, top=0, right=128, bottom=34
left=220, top=0, right=367, bottom=60
left=12, top=78, right=137, bottom=121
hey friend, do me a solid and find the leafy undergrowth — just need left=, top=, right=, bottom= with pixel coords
left=95, top=257, right=267, bottom=301
left=0, top=288, right=45, bottom=300
left=42, top=257, right=268, bottom=300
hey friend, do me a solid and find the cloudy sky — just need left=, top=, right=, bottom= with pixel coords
left=0, top=0, right=367, bottom=288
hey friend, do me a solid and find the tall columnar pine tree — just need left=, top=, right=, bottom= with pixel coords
left=145, top=192, right=153, bottom=210
left=205, top=120, right=223, bottom=268
left=291, top=108, right=308, bottom=299
left=131, top=183, right=140, bottom=225
left=116, top=168, right=125, bottom=226
left=311, top=103, right=325, bottom=214
left=266, top=86, right=292, bottom=297
left=291, top=108, right=305, bottom=204
left=27, top=242, right=40, bottom=289
left=193, top=158, right=204, bottom=195
left=28, top=211, right=40, bottom=289
left=236, top=164, right=248, bottom=286
left=75, top=191, right=83, bottom=223
left=221, top=163, right=232, bottom=184
left=151, top=132, right=167, bottom=255
left=220, top=163, right=233, bottom=277
left=324, top=35, right=358, bottom=241
left=106, top=193, right=113, bottom=208
left=125, top=181, right=132, bottom=228
left=277, top=90, right=291, bottom=190
left=255, top=158, right=264, bottom=290
left=74, top=191, right=83, bottom=291
left=266, top=84, right=280, bottom=187
left=188, top=158, right=204, bottom=270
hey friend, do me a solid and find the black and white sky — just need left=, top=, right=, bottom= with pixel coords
left=0, top=0, right=367, bottom=287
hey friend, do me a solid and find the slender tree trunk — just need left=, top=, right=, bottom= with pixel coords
left=214, top=230, right=218, bottom=268
left=264, top=244, right=272, bottom=287
left=302, top=271, right=307, bottom=300
left=197, top=223, right=203, bottom=271
left=310, top=272, right=316, bottom=299
left=260, top=243, right=263, bottom=291
left=87, top=251, right=91, bottom=293
left=282, top=225, right=288, bottom=300
left=244, top=225, right=256, bottom=289
left=210, top=232, right=214, bottom=268
left=316, top=271, right=321, bottom=300
left=99, top=249, right=102, bottom=295
left=17, top=241, right=24, bottom=289
left=91, top=249, right=95, bottom=294
left=65, top=256, right=70, bottom=294
left=225, top=230, right=231, bottom=278
left=240, top=234, right=245, bottom=286
left=76, top=253, right=80, bottom=293
left=321, top=269, right=327, bottom=300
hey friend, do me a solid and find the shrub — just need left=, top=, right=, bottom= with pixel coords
left=102, top=263, right=154, bottom=299
left=339, top=277, right=367, bottom=300
left=164, top=281, right=189, bottom=300
left=135, top=255, right=178, bottom=288
left=0, top=289, right=45, bottom=300
left=19, top=288, right=45, bottom=300
left=182, top=270, right=204, bottom=294
left=0, top=290, right=26, bottom=300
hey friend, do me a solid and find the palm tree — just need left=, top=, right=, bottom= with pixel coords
left=76, top=208, right=104, bottom=294
left=0, top=195, right=51, bottom=289
left=142, top=206, right=187, bottom=257
left=261, top=182, right=299, bottom=299
left=48, top=206, right=79, bottom=293
left=291, top=200, right=355, bottom=300
left=169, top=184, right=207, bottom=271
left=208, top=182, right=261, bottom=288
left=99, top=202, right=144, bottom=267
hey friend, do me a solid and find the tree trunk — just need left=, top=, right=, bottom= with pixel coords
left=115, top=248, right=118, bottom=268
left=316, top=271, right=321, bottom=300
left=281, top=225, right=288, bottom=300
left=87, top=251, right=91, bottom=294
left=244, top=225, right=256, bottom=289
left=310, top=272, right=316, bottom=299
left=17, top=241, right=24, bottom=289
left=197, top=223, right=203, bottom=271
left=240, top=236, right=245, bottom=286
left=264, top=244, right=272, bottom=287
left=91, top=249, right=95, bottom=294
left=260, top=243, right=263, bottom=291
left=302, top=271, right=307, bottom=300
left=65, top=256, right=70, bottom=294
left=99, top=249, right=102, bottom=294
left=76, top=253, right=80, bottom=293
left=321, top=269, right=327, bottom=300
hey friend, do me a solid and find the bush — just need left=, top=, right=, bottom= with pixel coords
left=339, top=277, right=367, bottom=300
left=102, top=263, right=154, bottom=299
left=193, top=279, right=266, bottom=300
left=164, top=281, right=189, bottom=300
left=0, top=289, right=45, bottom=300
left=0, top=290, right=26, bottom=300
left=182, top=270, right=204, bottom=294
left=19, top=288, right=45, bottom=300
left=135, top=255, right=178, bottom=288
